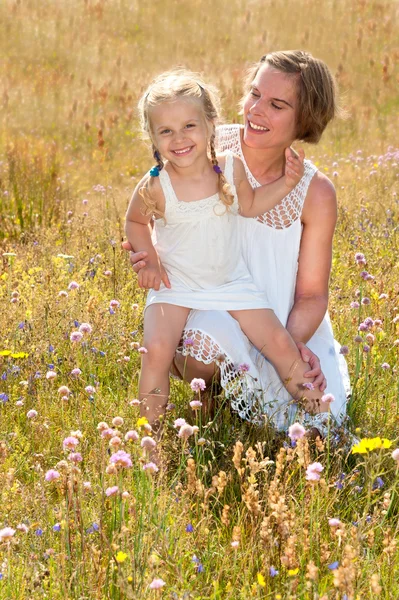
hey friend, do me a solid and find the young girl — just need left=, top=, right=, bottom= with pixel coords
left=126, top=69, right=329, bottom=428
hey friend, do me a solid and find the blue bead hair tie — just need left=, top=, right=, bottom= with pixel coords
left=149, top=166, right=160, bottom=177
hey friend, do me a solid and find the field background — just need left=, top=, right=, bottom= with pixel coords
left=0, top=0, right=399, bottom=598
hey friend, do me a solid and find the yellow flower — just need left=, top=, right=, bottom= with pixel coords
left=0, top=351, right=11, bottom=356
left=127, top=576, right=133, bottom=583
left=352, top=437, right=392, bottom=454
left=136, top=416, right=148, bottom=428
left=257, top=573, right=266, bottom=587
left=116, top=551, right=128, bottom=563
left=11, top=352, right=29, bottom=359
left=288, top=568, right=299, bottom=576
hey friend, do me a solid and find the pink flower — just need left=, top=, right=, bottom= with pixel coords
left=125, top=430, right=139, bottom=442
left=355, top=253, right=366, bottom=265
left=321, top=393, right=335, bottom=404
left=138, top=347, right=148, bottom=354
left=0, top=527, right=16, bottom=541
left=178, top=424, right=194, bottom=440
left=328, top=518, right=341, bottom=527
left=149, top=578, right=166, bottom=590
left=238, top=363, right=250, bottom=374
left=109, top=450, right=132, bottom=468
left=58, top=385, right=71, bottom=396
left=68, top=281, right=80, bottom=290
left=71, top=368, right=82, bottom=377
left=306, top=462, right=324, bottom=481
left=288, top=423, right=306, bottom=441
left=104, top=270, right=112, bottom=276
left=391, top=449, right=399, bottom=462
left=68, top=452, right=83, bottom=463
left=381, top=363, right=390, bottom=370
left=109, top=299, right=120, bottom=309
left=350, top=301, right=360, bottom=309
left=63, top=436, right=79, bottom=450
left=112, top=416, right=124, bottom=427
left=303, top=382, right=314, bottom=391
left=141, top=436, right=156, bottom=450
left=58, top=290, right=68, bottom=298
left=129, top=398, right=140, bottom=406
left=97, top=421, right=109, bottom=432
left=143, top=462, right=159, bottom=473
left=174, top=418, right=186, bottom=429
left=105, top=486, right=119, bottom=497
left=45, top=469, right=60, bottom=482
left=183, top=338, right=194, bottom=347
left=85, top=385, right=96, bottom=394
left=26, top=409, right=38, bottom=419
left=101, top=428, right=115, bottom=439
left=79, top=323, right=92, bottom=334
left=189, top=400, right=203, bottom=410
left=46, top=370, right=57, bottom=380
left=70, top=331, right=83, bottom=343
left=190, top=378, right=206, bottom=392
left=339, top=346, right=349, bottom=355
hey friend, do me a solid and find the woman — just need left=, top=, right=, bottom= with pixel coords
left=125, top=50, right=350, bottom=435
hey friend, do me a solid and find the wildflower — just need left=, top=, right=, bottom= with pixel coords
left=231, top=540, right=239, bottom=549
left=174, top=418, right=186, bottom=428
left=391, top=449, right=399, bottom=462
left=354, top=335, right=363, bottom=343
left=339, top=346, right=349, bottom=355
left=35, top=529, right=43, bottom=536
left=189, top=400, right=202, bottom=410
left=269, top=566, right=279, bottom=577
left=58, top=385, right=71, bottom=396
left=352, top=437, right=392, bottom=454
left=238, top=363, right=250, bottom=373
left=143, top=462, right=159, bottom=473
left=46, top=370, right=57, bottom=380
left=105, top=486, right=119, bottom=497
left=321, top=393, right=335, bottom=404
left=70, top=368, right=82, bottom=377
left=45, top=469, right=60, bottom=482
left=303, top=382, right=314, bottom=391
left=141, top=436, right=156, bottom=450
left=85, top=385, right=96, bottom=394
left=288, top=422, right=306, bottom=441
left=109, top=450, right=132, bottom=468
left=104, top=270, right=112, bottom=277
left=361, top=297, right=371, bottom=305
left=328, top=518, right=341, bottom=527
left=68, top=452, right=83, bottom=463
left=109, top=299, right=120, bottom=309
left=58, top=290, right=68, bottom=298
left=328, top=561, right=339, bottom=570
left=197, top=437, right=206, bottom=446
left=178, top=423, right=194, bottom=440
left=363, top=344, right=370, bottom=353
left=83, top=481, right=92, bottom=491
left=106, top=464, right=117, bottom=475
left=381, top=363, right=390, bottom=370
left=101, top=428, right=115, bottom=439
left=68, top=281, right=80, bottom=290
left=129, top=398, right=140, bottom=406
left=115, top=551, right=128, bottom=563
left=16, top=523, right=29, bottom=533
left=183, top=338, right=194, bottom=347
left=125, top=430, right=139, bottom=442
left=26, top=409, right=38, bottom=419
left=305, top=462, right=324, bottom=481
left=0, top=527, right=16, bottom=541
left=288, top=568, right=299, bottom=576
left=379, top=293, right=388, bottom=300
left=138, top=347, right=148, bottom=354
left=136, top=416, right=149, bottom=428
left=355, top=253, right=366, bottom=265
left=185, top=524, right=194, bottom=533
left=97, top=421, right=109, bottom=432
left=122, top=491, right=130, bottom=499
left=79, top=323, right=92, bottom=334
left=70, top=331, right=83, bottom=343
left=350, top=301, right=360, bottom=309
left=149, top=578, right=166, bottom=589
left=372, top=477, right=384, bottom=489
left=62, top=436, right=79, bottom=450
left=109, top=436, right=122, bottom=448
left=190, top=378, right=206, bottom=392
left=257, top=573, right=266, bottom=587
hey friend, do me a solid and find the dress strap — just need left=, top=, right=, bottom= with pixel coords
left=158, top=168, right=178, bottom=207
left=222, top=152, right=239, bottom=207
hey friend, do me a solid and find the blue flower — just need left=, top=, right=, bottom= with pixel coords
left=185, top=524, right=194, bottom=533
left=48, top=364, right=54, bottom=370
left=35, top=528, right=43, bottom=536
left=74, top=320, right=80, bottom=327
left=109, top=308, right=115, bottom=315
left=373, top=477, right=384, bottom=490
left=48, top=345, right=54, bottom=353
left=1, top=373, right=7, bottom=381
left=99, top=351, right=106, bottom=357
left=0, top=573, right=3, bottom=580
left=18, top=322, right=25, bottom=330
left=0, top=393, right=9, bottom=403
left=92, top=523, right=99, bottom=531
left=53, top=524, right=61, bottom=532
left=328, top=561, right=339, bottom=570
left=269, top=566, right=279, bottom=577
left=197, top=563, right=204, bottom=573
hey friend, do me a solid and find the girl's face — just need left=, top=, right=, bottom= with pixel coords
left=242, top=64, right=299, bottom=151
left=150, top=98, right=210, bottom=167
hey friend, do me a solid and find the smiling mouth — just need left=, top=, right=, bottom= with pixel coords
left=171, top=146, right=193, bottom=155
left=248, top=121, right=270, bottom=132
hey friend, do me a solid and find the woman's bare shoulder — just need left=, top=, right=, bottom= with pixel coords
left=302, top=170, right=337, bottom=223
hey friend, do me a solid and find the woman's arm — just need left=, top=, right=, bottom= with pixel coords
left=285, top=172, right=337, bottom=344
left=237, top=148, right=304, bottom=217
left=125, top=175, right=170, bottom=290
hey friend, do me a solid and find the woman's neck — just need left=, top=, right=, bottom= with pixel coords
left=239, top=131, right=287, bottom=185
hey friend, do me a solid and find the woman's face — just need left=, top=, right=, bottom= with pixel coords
left=242, top=64, right=299, bottom=151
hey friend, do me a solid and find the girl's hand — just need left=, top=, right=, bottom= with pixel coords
left=137, top=261, right=171, bottom=290
left=284, top=147, right=305, bottom=190
left=296, top=342, right=327, bottom=392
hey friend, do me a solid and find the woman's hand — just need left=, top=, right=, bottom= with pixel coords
left=296, top=342, right=327, bottom=392
left=285, top=147, right=305, bottom=190
left=121, top=240, right=148, bottom=272
left=121, top=241, right=170, bottom=289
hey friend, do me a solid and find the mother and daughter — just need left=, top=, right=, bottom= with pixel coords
left=125, top=50, right=350, bottom=436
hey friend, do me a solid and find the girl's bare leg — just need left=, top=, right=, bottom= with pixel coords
left=229, top=309, right=331, bottom=414
left=140, top=304, right=190, bottom=427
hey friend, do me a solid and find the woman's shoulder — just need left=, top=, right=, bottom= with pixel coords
left=302, top=170, right=337, bottom=222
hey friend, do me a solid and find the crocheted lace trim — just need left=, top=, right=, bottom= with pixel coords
left=216, top=124, right=317, bottom=230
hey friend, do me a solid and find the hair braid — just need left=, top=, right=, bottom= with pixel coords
left=209, top=134, right=234, bottom=210
left=152, top=144, right=164, bottom=172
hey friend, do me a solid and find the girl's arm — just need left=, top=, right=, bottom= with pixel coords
left=236, top=148, right=304, bottom=218
left=125, top=175, right=171, bottom=290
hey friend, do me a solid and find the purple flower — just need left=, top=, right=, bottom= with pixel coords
left=269, top=566, right=279, bottom=577
left=68, top=452, right=83, bottom=464
left=45, top=469, right=60, bottom=482
left=63, top=436, right=79, bottom=450
left=70, top=331, right=83, bottom=343
left=105, top=486, right=119, bottom=497
left=190, top=378, right=206, bottom=392
left=109, top=450, right=133, bottom=468
left=328, top=561, right=339, bottom=570
left=185, top=524, right=194, bottom=533
left=381, top=362, right=390, bottom=370
left=53, top=523, right=61, bottom=532
left=183, top=338, right=194, bottom=347
left=339, top=345, right=349, bottom=355
left=361, top=297, right=371, bottom=305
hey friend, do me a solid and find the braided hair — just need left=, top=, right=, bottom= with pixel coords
left=138, top=69, right=234, bottom=219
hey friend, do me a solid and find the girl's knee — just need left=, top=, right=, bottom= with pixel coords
left=144, top=337, right=176, bottom=365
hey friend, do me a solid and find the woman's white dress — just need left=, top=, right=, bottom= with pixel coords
left=179, top=124, right=350, bottom=430
left=146, top=152, right=269, bottom=311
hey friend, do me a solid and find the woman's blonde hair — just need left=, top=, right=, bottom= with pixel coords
left=241, top=50, right=344, bottom=144
left=138, top=69, right=233, bottom=218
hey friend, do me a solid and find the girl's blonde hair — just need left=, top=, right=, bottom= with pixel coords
left=138, top=69, right=233, bottom=218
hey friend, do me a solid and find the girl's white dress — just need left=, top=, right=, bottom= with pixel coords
left=146, top=152, right=269, bottom=312
left=178, top=124, right=350, bottom=430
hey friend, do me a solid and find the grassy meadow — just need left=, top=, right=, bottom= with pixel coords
left=1, top=0, right=399, bottom=598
